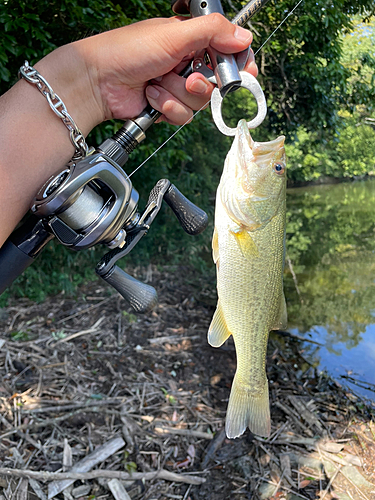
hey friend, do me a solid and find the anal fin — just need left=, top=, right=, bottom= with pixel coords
left=208, top=301, right=231, bottom=347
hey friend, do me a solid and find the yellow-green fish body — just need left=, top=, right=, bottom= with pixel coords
left=209, top=119, right=287, bottom=438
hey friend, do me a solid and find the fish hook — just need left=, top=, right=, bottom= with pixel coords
left=210, top=71, right=267, bottom=136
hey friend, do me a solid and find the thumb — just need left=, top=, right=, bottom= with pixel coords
left=157, top=13, right=252, bottom=60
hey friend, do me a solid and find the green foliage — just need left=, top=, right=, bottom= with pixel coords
left=284, top=15, right=375, bottom=183
left=0, top=0, right=171, bottom=92
left=341, top=17, right=375, bottom=112
left=285, top=128, right=339, bottom=182
left=1, top=1, right=375, bottom=302
left=285, top=115, right=375, bottom=183
left=225, top=0, right=374, bottom=133
left=336, top=114, right=375, bottom=176
left=124, top=461, right=137, bottom=474
left=10, top=330, right=30, bottom=341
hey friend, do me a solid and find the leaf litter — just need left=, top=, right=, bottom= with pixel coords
left=0, top=265, right=375, bottom=500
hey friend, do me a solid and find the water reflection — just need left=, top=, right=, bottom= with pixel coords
left=285, top=180, right=375, bottom=398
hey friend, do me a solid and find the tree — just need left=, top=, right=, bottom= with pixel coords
left=0, top=0, right=172, bottom=90
left=223, top=0, right=374, bottom=134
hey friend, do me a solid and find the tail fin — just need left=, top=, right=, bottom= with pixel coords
left=225, top=374, right=271, bottom=439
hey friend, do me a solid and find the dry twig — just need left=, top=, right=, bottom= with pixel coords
left=0, top=468, right=206, bottom=485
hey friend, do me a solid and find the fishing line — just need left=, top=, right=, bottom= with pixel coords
left=128, top=109, right=206, bottom=178
left=129, top=0, right=304, bottom=178
left=254, top=0, right=304, bottom=56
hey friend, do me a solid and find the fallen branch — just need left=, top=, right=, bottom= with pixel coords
left=202, top=428, right=226, bottom=468
left=288, top=395, right=324, bottom=432
left=319, top=464, right=342, bottom=500
left=0, top=468, right=206, bottom=485
left=149, top=335, right=201, bottom=344
left=276, top=330, right=324, bottom=346
left=21, top=398, right=123, bottom=414
left=56, top=298, right=111, bottom=323
left=274, top=401, right=314, bottom=437
left=286, top=254, right=303, bottom=303
left=108, top=479, right=132, bottom=500
left=53, top=317, right=105, bottom=344
left=259, top=478, right=309, bottom=500
left=154, top=427, right=213, bottom=440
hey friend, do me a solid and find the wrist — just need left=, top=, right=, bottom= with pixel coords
left=34, top=41, right=105, bottom=137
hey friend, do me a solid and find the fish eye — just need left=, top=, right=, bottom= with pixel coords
left=273, top=162, right=285, bottom=175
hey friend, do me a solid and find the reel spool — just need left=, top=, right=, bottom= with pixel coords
left=32, top=153, right=139, bottom=249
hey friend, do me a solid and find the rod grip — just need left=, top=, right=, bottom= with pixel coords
left=0, top=241, right=35, bottom=294
left=164, top=184, right=208, bottom=235
left=98, top=266, right=157, bottom=313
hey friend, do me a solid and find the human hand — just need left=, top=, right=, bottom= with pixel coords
left=85, top=14, right=257, bottom=126
left=37, top=14, right=257, bottom=131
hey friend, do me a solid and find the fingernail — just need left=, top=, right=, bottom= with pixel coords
left=189, top=79, right=208, bottom=94
left=153, top=76, right=163, bottom=82
left=234, top=26, right=251, bottom=43
left=147, top=86, right=160, bottom=99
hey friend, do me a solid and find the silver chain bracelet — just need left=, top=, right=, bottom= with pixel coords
left=19, top=61, right=90, bottom=159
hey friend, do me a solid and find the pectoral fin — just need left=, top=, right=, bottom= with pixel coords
left=208, top=302, right=231, bottom=347
left=212, top=227, right=219, bottom=264
left=271, top=293, right=288, bottom=330
left=230, top=228, right=259, bottom=259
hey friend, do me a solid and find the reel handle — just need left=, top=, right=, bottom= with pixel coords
left=165, top=184, right=208, bottom=235
left=99, top=265, right=157, bottom=313
left=95, top=179, right=207, bottom=313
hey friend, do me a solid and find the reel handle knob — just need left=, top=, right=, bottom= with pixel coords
left=164, top=184, right=208, bottom=235
left=99, top=266, right=157, bottom=313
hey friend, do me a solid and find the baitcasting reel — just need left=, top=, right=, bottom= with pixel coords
left=0, top=151, right=208, bottom=312
left=0, top=0, right=269, bottom=311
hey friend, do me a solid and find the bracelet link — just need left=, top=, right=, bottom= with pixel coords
left=70, top=131, right=90, bottom=158
left=19, top=60, right=90, bottom=159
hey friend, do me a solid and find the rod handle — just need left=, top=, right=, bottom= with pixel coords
left=0, top=241, right=35, bottom=295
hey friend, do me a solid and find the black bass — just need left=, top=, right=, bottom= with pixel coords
left=209, top=119, right=287, bottom=438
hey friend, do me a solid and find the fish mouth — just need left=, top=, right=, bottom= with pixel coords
left=236, top=119, right=286, bottom=199
left=237, top=119, right=285, bottom=159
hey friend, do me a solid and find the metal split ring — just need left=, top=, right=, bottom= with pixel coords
left=211, top=71, right=267, bottom=136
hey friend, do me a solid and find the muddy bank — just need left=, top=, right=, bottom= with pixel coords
left=1, top=265, right=374, bottom=499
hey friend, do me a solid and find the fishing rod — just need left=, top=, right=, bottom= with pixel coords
left=0, top=0, right=271, bottom=312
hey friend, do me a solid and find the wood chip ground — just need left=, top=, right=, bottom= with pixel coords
left=1, top=265, right=375, bottom=500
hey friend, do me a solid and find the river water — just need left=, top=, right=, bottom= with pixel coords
left=283, top=179, right=375, bottom=400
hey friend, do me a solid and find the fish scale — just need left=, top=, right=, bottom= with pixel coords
left=209, top=119, right=287, bottom=438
